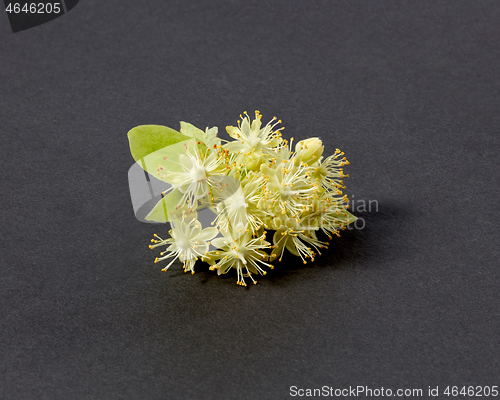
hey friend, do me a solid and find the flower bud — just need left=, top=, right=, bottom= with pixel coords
left=295, top=137, right=324, bottom=164
left=237, top=152, right=263, bottom=171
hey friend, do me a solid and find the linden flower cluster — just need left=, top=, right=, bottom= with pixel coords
left=149, top=111, right=356, bottom=286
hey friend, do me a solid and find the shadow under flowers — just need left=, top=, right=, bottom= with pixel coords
left=161, top=199, right=412, bottom=288
left=263, top=199, right=412, bottom=285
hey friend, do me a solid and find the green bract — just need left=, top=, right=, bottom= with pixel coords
left=127, top=125, right=190, bottom=162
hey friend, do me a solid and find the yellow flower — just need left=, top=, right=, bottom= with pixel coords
left=132, top=111, right=359, bottom=287
left=269, top=215, right=328, bottom=264
left=150, top=216, right=218, bottom=273
left=208, top=231, right=272, bottom=286
left=215, top=172, right=268, bottom=236
left=311, top=149, right=350, bottom=193
left=224, top=111, right=283, bottom=162
left=163, top=142, right=228, bottom=207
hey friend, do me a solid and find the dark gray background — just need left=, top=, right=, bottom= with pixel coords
left=1, top=1, right=499, bottom=399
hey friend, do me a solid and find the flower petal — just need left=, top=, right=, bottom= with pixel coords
left=198, top=227, right=219, bottom=241
left=212, top=237, right=229, bottom=249
left=179, top=154, right=193, bottom=171
left=226, top=126, right=240, bottom=139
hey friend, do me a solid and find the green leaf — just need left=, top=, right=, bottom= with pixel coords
left=127, top=125, right=190, bottom=162
left=140, top=139, right=193, bottom=178
left=179, top=121, right=205, bottom=140
left=144, top=190, right=184, bottom=223
left=128, top=124, right=205, bottom=179
left=144, top=189, right=218, bottom=223
left=203, top=126, right=221, bottom=148
left=180, top=122, right=221, bottom=148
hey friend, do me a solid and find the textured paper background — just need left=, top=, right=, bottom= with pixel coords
left=1, top=1, right=499, bottom=398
